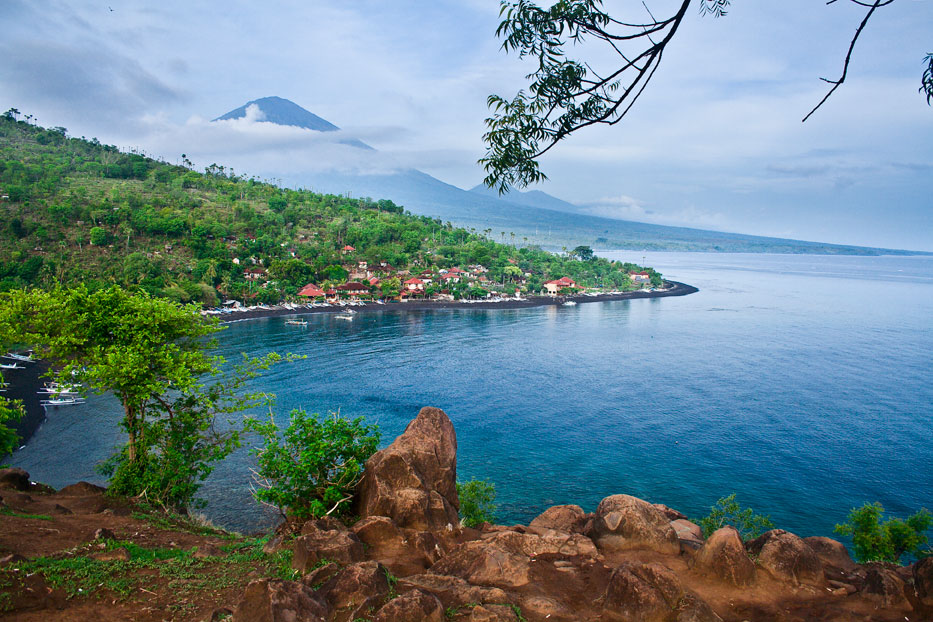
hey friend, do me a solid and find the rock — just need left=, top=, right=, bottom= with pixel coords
left=590, top=494, right=680, bottom=555
left=356, top=406, right=460, bottom=531
left=351, top=515, right=406, bottom=551
left=93, top=527, right=115, bottom=540
left=429, top=538, right=532, bottom=588
left=301, top=562, right=341, bottom=590
left=914, top=556, right=933, bottom=607
left=671, top=519, right=704, bottom=550
left=91, top=547, right=130, bottom=561
left=232, top=579, right=330, bottom=622
left=318, top=561, right=390, bottom=611
left=0, top=468, right=31, bottom=491
left=863, top=565, right=908, bottom=607
left=600, top=562, right=686, bottom=622
left=406, top=529, right=446, bottom=566
left=826, top=579, right=857, bottom=595
left=654, top=503, right=688, bottom=521
left=373, top=589, right=444, bottom=622
left=194, top=543, right=224, bottom=559
left=517, top=594, right=576, bottom=621
left=301, top=516, right=347, bottom=534
left=457, top=604, right=520, bottom=621
left=398, top=574, right=508, bottom=610
left=262, top=535, right=286, bottom=555
left=675, top=593, right=723, bottom=622
left=802, top=536, right=857, bottom=575
left=529, top=505, right=587, bottom=534
left=57, top=481, right=106, bottom=496
left=745, top=529, right=823, bottom=586
left=291, top=530, right=365, bottom=571
left=692, top=526, right=756, bottom=587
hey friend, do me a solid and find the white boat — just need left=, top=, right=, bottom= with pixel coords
left=38, top=383, right=80, bottom=395
left=0, top=363, right=22, bottom=370
left=285, top=319, right=308, bottom=326
left=40, top=396, right=86, bottom=407
left=335, top=310, right=356, bottom=320
left=562, top=300, right=577, bottom=306
left=3, top=352, right=35, bottom=363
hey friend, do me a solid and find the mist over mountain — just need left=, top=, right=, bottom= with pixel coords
left=212, top=98, right=923, bottom=255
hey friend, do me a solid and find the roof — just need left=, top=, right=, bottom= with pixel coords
left=404, top=278, right=424, bottom=285
left=298, top=284, right=325, bottom=297
left=337, top=282, right=369, bottom=291
left=545, top=277, right=576, bottom=286
left=342, top=245, right=356, bottom=251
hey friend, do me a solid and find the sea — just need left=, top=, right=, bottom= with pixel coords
left=10, top=252, right=933, bottom=540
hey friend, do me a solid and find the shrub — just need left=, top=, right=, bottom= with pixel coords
left=696, top=493, right=774, bottom=540
left=245, top=409, right=380, bottom=520
left=0, top=395, right=24, bottom=462
left=834, top=502, right=932, bottom=564
left=457, top=478, right=497, bottom=528
left=88, top=226, right=109, bottom=246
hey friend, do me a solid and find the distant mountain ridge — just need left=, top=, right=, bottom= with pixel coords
left=212, top=98, right=925, bottom=256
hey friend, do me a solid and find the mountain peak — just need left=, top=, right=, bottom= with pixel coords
left=214, top=96, right=341, bottom=132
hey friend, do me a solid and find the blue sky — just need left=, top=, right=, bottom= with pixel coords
left=1, top=0, right=931, bottom=250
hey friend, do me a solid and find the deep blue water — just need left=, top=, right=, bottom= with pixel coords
left=11, top=253, right=933, bottom=540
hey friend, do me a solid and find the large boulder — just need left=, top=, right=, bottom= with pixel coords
left=356, top=406, right=460, bottom=531
left=291, top=529, right=365, bottom=571
left=232, top=579, right=330, bottom=622
left=529, top=505, right=588, bottom=534
left=429, top=538, right=533, bottom=588
left=745, top=529, right=823, bottom=586
left=373, top=589, right=444, bottom=622
left=601, top=562, right=720, bottom=622
left=913, top=556, right=933, bottom=607
left=692, top=526, right=756, bottom=586
left=802, top=536, right=857, bottom=576
left=590, top=495, right=680, bottom=555
left=318, top=561, right=390, bottom=612
left=0, top=468, right=30, bottom=491
left=863, top=564, right=908, bottom=608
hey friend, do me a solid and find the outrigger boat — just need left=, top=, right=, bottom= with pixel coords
left=0, top=363, right=22, bottom=370
left=38, top=382, right=81, bottom=396
left=40, top=396, right=86, bottom=407
left=335, top=310, right=356, bottom=320
left=3, top=352, right=35, bottom=363
left=285, top=319, right=309, bottom=326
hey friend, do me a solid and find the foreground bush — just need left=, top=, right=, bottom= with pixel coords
left=835, top=502, right=932, bottom=564
left=246, top=409, right=380, bottom=520
left=696, top=493, right=774, bottom=540
left=457, top=478, right=497, bottom=527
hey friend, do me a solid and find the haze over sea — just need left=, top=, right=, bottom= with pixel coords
left=12, top=252, right=933, bottom=540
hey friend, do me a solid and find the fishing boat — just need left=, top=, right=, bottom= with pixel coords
left=3, top=352, right=35, bottom=363
left=40, top=396, right=86, bottom=407
left=335, top=310, right=356, bottom=321
left=0, top=363, right=22, bottom=370
left=285, top=319, right=309, bottom=326
left=38, top=382, right=81, bottom=396
left=562, top=300, right=577, bottom=306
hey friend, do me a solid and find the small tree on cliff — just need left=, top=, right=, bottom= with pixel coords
left=1, top=285, right=285, bottom=509
left=835, top=502, right=932, bottom=564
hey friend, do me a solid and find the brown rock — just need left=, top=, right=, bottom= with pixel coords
left=57, top=481, right=106, bottom=496
left=232, top=579, right=329, bottom=622
left=351, top=515, right=406, bottom=550
left=91, top=547, right=130, bottom=561
left=517, top=594, right=576, bottom=621
left=654, top=503, right=688, bottom=521
left=93, top=527, right=115, bottom=540
left=319, top=561, right=390, bottom=610
left=675, top=593, right=723, bottom=622
left=457, top=604, right=520, bottom=621
left=356, top=406, right=460, bottom=531
left=802, top=536, right=857, bottom=575
left=0, top=467, right=30, bottom=491
left=373, top=589, right=444, bottom=622
left=914, top=556, right=933, bottom=607
left=863, top=564, right=908, bottom=607
left=291, top=530, right=365, bottom=571
left=590, top=494, right=680, bottom=555
left=301, top=562, right=341, bottom=590
left=398, top=573, right=508, bottom=610
left=529, top=505, right=587, bottom=534
left=672, top=519, right=704, bottom=552
left=301, top=516, right=347, bottom=534
left=429, top=538, right=532, bottom=588
left=693, top=526, right=756, bottom=587
left=406, top=529, right=446, bottom=565
left=745, top=529, right=824, bottom=586
left=601, top=562, right=686, bottom=622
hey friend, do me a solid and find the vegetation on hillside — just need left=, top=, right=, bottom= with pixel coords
left=0, top=112, right=661, bottom=305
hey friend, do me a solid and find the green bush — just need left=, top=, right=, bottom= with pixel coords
left=457, top=478, right=497, bottom=528
left=696, top=493, right=774, bottom=540
left=834, top=502, right=932, bottom=564
left=245, top=409, right=380, bottom=520
left=0, top=394, right=24, bottom=462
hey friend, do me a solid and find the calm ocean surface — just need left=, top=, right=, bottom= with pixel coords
left=12, top=252, right=933, bottom=539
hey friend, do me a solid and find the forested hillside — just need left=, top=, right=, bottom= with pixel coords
left=0, top=114, right=659, bottom=305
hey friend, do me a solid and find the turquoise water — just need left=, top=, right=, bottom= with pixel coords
left=12, top=253, right=933, bottom=539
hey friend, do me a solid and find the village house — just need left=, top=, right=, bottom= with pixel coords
left=297, top=283, right=325, bottom=298
left=341, top=245, right=356, bottom=254
left=336, top=282, right=371, bottom=298
left=243, top=267, right=267, bottom=281
left=543, top=276, right=578, bottom=295
left=403, top=277, right=425, bottom=295
left=631, top=271, right=651, bottom=285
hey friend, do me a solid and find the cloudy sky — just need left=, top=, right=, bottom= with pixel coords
left=2, top=0, right=931, bottom=250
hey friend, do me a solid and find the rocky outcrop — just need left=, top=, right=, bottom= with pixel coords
left=914, top=556, right=933, bottom=607
left=356, top=406, right=460, bottom=530
left=372, top=588, right=444, bottom=622
left=529, top=504, right=588, bottom=534
left=233, top=579, right=329, bottom=622
left=291, top=529, right=365, bottom=571
left=746, top=529, right=824, bottom=586
left=692, top=526, right=756, bottom=586
left=590, top=494, right=680, bottom=555
left=600, top=562, right=721, bottom=622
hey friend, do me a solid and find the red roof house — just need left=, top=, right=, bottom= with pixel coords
left=298, top=283, right=326, bottom=298
left=543, top=277, right=578, bottom=295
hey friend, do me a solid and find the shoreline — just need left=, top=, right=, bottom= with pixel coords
left=216, top=280, right=699, bottom=323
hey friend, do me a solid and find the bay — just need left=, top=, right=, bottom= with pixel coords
left=12, top=252, right=933, bottom=539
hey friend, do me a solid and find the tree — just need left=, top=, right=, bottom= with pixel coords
left=695, top=493, right=774, bottom=541
left=835, top=502, right=932, bottom=564
left=245, top=409, right=380, bottom=520
left=457, top=479, right=497, bottom=527
left=481, top=0, right=931, bottom=193
left=1, top=286, right=284, bottom=509
left=572, top=245, right=594, bottom=261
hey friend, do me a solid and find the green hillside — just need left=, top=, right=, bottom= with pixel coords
left=0, top=114, right=660, bottom=304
